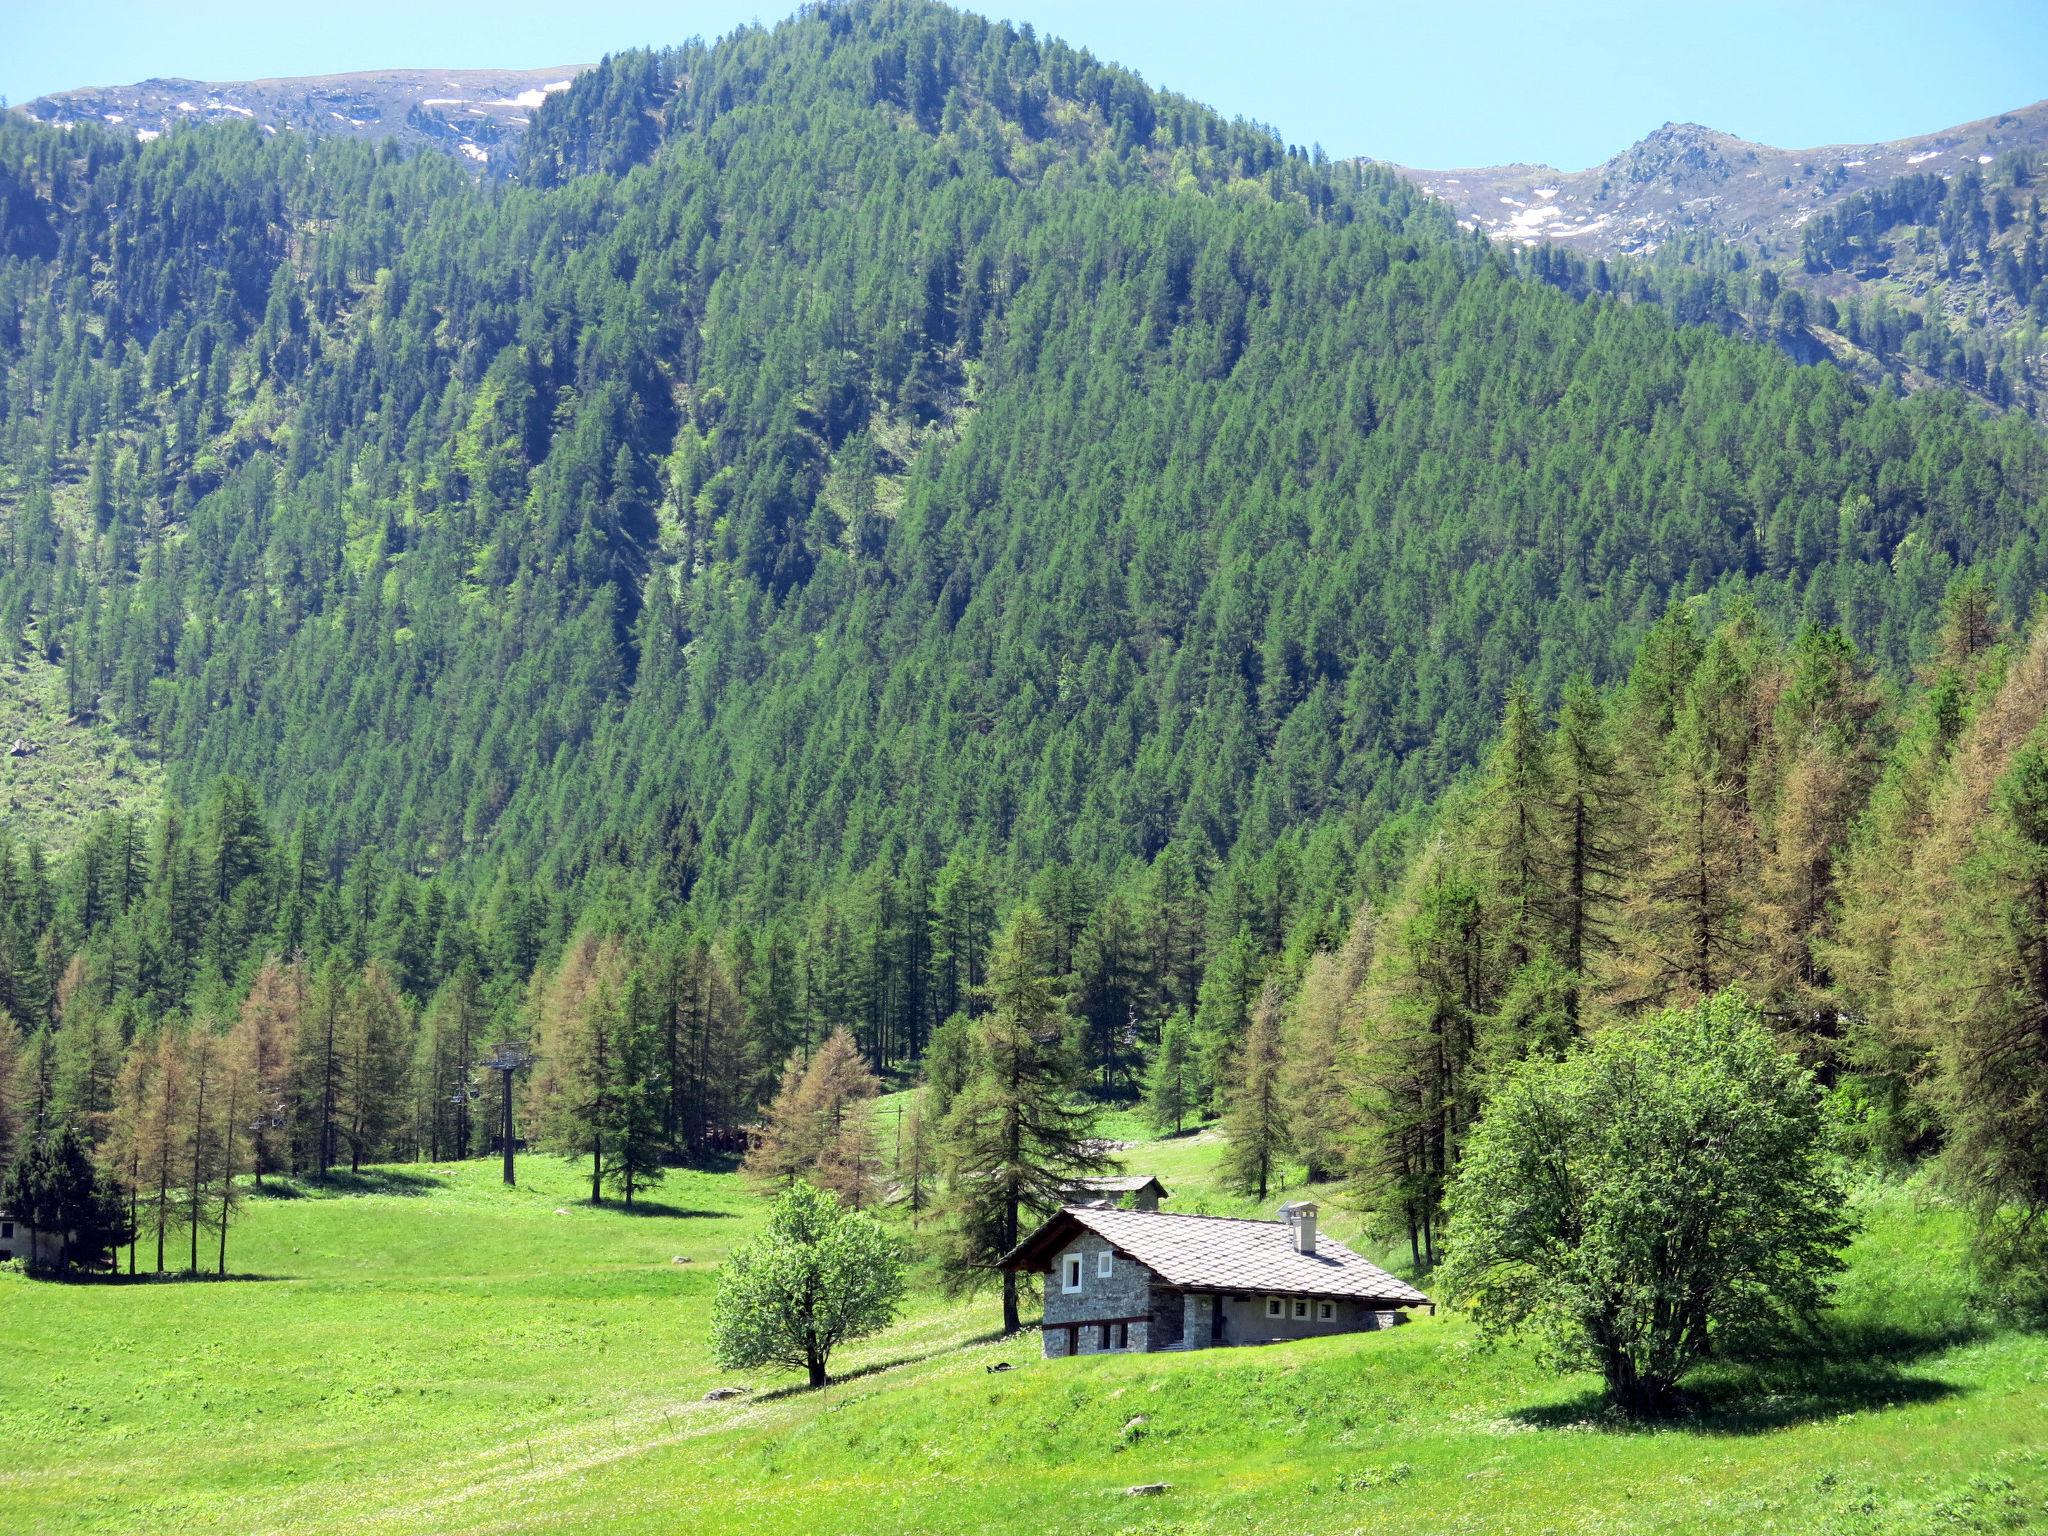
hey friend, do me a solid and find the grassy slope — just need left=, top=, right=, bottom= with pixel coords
left=0, top=645, right=161, bottom=857
left=2, top=1127, right=2044, bottom=1536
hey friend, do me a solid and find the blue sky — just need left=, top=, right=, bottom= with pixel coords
left=6, top=0, right=2045, bottom=170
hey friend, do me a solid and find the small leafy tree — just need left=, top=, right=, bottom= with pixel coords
left=710, top=1181, right=904, bottom=1388
left=1440, top=991, right=1851, bottom=1416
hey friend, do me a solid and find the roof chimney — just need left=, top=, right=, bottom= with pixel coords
left=1278, top=1201, right=1317, bottom=1255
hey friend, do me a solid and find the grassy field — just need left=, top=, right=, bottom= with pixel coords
left=3, top=1125, right=2045, bottom=1535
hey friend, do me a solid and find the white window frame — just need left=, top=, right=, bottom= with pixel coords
left=1292, top=1298, right=1310, bottom=1320
left=1318, top=1301, right=1334, bottom=1321
left=1063, top=1254, right=1084, bottom=1293
left=1265, top=1296, right=1283, bottom=1318
left=1097, top=1250, right=1114, bottom=1279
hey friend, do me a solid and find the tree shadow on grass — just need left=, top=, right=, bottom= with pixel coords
left=601, top=1199, right=738, bottom=1220
left=753, top=1327, right=1017, bottom=1402
left=38, top=1269, right=292, bottom=1285
left=1507, top=1316, right=1981, bottom=1436
left=252, top=1168, right=448, bottom=1199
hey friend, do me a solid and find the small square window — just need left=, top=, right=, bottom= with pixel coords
left=1292, top=1299, right=1309, bottom=1320
left=1097, top=1250, right=1113, bottom=1278
left=1265, top=1297, right=1283, bottom=1318
left=1063, top=1255, right=1083, bottom=1293
left=1, top=1222, right=12, bottom=1239
left=1318, top=1302, right=1334, bottom=1321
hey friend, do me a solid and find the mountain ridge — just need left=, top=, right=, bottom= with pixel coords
left=14, top=64, right=588, bottom=176
left=1377, top=98, right=2048, bottom=257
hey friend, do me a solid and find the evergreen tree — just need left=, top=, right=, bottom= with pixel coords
left=1142, top=1011, right=1196, bottom=1136
left=938, top=907, right=1110, bottom=1334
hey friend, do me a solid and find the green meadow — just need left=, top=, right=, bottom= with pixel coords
left=4, top=1127, right=2045, bottom=1536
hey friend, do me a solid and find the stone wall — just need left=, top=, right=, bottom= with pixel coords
left=1041, top=1232, right=1151, bottom=1328
left=1215, top=1294, right=1401, bottom=1345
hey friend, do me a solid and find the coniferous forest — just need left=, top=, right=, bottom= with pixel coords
left=3, top=0, right=2048, bottom=1317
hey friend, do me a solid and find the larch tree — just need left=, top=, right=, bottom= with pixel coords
left=99, top=1045, right=152, bottom=1273
left=210, top=1022, right=255, bottom=1276
left=1350, top=842, right=1487, bottom=1268
left=939, top=906, right=1111, bottom=1334
left=140, top=1027, right=188, bottom=1273
left=1221, top=981, right=1288, bottom=1200
left=179, top=1023, right=223, bottom=1275
left=1282, top=903, right=1372, bottom=1182
left=0, top=1012, right=19, bottom=1179
left=12, top=1027, right=57, bottom=1148
left=895, top=1087, right=934, bottom=1216
left=741, top=1026, right=881, bottom=1206
left=1609, top=707, right=1751, bottom=1011
left=1932, top=736, right=2048, bottom=1300
left=234, top=958, right=302, bottom=1184
left=296, top=965, right=349, bottom=1176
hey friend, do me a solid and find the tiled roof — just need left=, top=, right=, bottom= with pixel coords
left=1006, top=1206, right=1430, bottom=1305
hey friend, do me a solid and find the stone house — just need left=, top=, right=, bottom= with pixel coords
left=1000, top=1199, right=1430, bottom=1358
left=1059, top=1174, right=1167, bottom=1211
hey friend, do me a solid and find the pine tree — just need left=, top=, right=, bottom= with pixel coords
left=1142, top=1010, right=1196, bottom=1135
left=1221, top=982, right=1287, bottom=1200
left=938, top=907, right=1110, bottom=1333
left=1192, top=928, right=1262, bottom=1111
left=335, top=964, right=406, bottom=1174
left=1478, top=683, right=1561, bottom=975
left=1548, top=674, right=1630, bottom=1021
left=606, top=971, right=668, bottom=1206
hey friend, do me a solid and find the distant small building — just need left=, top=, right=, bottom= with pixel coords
left=1000, top=1199, right=1429, bottom=1358
left=0, top=1209, right=59, bottom=1270
left=1059, top=1174, right=1168, bottom=1212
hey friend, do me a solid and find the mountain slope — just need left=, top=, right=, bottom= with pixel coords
left=2, top=0, right=2046, bottom=930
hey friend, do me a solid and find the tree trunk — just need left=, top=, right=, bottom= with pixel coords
left=808, top=1357, right=827, bottom=1389
left=1001, top=1267, right=1020, bottom=1334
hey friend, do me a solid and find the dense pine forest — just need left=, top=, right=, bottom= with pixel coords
left=3, top=0, right=2048, bottom=1307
